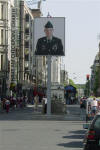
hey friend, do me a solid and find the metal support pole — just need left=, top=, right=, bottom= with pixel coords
left=47, top=55, right=51, bottom=115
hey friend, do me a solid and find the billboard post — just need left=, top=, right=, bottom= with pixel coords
left=47, top=55, right=51, bottom=115
left=34, top=17, right=65, bottom=115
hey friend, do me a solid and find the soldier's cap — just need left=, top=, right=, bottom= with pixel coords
left=45, top=21, right=53, bottom=28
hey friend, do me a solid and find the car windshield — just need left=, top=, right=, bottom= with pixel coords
left=94, top=116, right=100, bottom=129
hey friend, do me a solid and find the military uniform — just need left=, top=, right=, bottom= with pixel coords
left=35, top=21, right=64, bottom=56
left=35, top=36, right=64, bottom=55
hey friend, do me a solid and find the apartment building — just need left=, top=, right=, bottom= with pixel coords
left=20, top=1, right=33, bottom=85
left=0, top=0, right=14, bottom=96
left=10, top=0, right=34, bottom=92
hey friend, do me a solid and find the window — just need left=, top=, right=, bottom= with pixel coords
left=25, top=54, right=29, bottom=61
left=25, top=28, right=29, bottom=35
left=1, top=55, right=3, bottom=70
left=1, top=5, right=3, bottom=19
left=1, top=29, right=3, bottom=45
left=25, top=41, right=29, bottom=48
left=25, top=14, right=29, bottom=22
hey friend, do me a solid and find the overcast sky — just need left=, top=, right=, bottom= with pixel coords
left=41, top=0, right=100, bottom=84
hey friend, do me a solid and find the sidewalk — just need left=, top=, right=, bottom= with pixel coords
left=0, top=104, right=86, bottom=121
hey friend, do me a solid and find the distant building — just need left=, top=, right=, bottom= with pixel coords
left=51, top=57, right=61, bottom=84
left=30, top=4, right=43, bottom=87
left=60, top=69, right=69, bottom=85
left=77, top=87, right=84, bottom=98
left=10, top=0, right=34, bottom=91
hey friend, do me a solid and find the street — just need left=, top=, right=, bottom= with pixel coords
left=0, top=120, right=84, bottom=150
left=0, top=104, right=86, bottom=150
left=0, top=0, right=100, bottom=149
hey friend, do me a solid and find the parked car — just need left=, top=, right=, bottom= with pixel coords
left=83, top=112, right=100, bottom=150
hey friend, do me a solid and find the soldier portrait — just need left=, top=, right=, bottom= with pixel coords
left=34, top=18, right=65, bottom=56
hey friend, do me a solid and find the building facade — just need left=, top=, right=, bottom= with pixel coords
left=20, top=1, right=33, bottom=85
left=51, top=57, right=61, bottom=84
left=90, top=42, right=100, bottom=96
left=10, top=0, right=34, bottom=93
left=60, top=69, right=69, bottom=85
left=0, top=0, right=14, bottom=96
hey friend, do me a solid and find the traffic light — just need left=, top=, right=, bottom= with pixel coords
left=86, top=74, right=90, bottom=80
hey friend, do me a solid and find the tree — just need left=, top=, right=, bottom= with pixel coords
left=69, top=79, right=78, bottom=89
left=84, top=80, right=90, bottom=97
left=93, top=67, right=99, bottom=96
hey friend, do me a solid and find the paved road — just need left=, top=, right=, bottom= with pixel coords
left=0, top=104, right=86, bottom=150
left=0, top=120, right=85, bottom=150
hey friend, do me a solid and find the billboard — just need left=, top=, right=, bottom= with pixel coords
left=34, top=17, right=65, bottom=56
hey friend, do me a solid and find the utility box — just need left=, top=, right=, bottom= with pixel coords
left=51, top=84, right=65, bottom=102
left=51, top=84, right=66, bottom=114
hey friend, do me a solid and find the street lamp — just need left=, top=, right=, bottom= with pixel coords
left=86, top=74, right=90, bottom=97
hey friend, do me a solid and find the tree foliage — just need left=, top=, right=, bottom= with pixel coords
left=69, top=79, right=78, bottom=89
left=84, top=80, right=90, bottom=97
left=93, top=67, right=99, bottom=96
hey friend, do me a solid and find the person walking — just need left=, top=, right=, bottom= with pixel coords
left=42, top=96, right=47, bottom=114
left=91, top=97, right=98, bottom=116
left=34, top=95, right=39, bottom=111
left=80, top=98, right=86, bottom=120
left=5, top=99, right=10, bottom=113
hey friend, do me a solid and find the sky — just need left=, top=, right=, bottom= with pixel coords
left=40, top=0, right=100, bottom=84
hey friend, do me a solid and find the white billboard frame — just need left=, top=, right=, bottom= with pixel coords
left=33, top=17, right=65, bottom=56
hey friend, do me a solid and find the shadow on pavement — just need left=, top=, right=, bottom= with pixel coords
left=57, top=141, right=83, bottom=148
left=57, top=129, right=85, bottom=149
left=69, top=130, right=86, bottom=134
left=63, top=134, right=84, bottom=139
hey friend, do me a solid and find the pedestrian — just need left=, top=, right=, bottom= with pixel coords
left=80, top=98, right=85, bottom=120
left=91, top=97, right=98, bottom=117
left=5, top=99, right=10, bottom=113
left=17, top=96, right=20, bottom=108
left=25, top=96, right=28, bottom=106
left=34, top=95, right=39, bottom=111
left=13, top=96, right=17, bottom=109
left=42, top=96, right=47, bottom=114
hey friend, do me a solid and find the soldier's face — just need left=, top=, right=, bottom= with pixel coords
left=44, top=28, right=53, bottom=38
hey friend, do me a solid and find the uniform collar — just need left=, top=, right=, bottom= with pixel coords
left=47, top=36, right=53, bottom=41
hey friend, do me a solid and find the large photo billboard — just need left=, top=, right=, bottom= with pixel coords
left=34, top=17, right=65, bottom=56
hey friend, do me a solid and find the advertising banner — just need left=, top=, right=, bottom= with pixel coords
left=34, top=17, right=65, bottom=56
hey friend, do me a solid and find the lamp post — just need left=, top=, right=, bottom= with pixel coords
left=86, top=74, right=90, bottom=97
